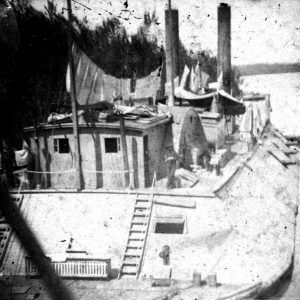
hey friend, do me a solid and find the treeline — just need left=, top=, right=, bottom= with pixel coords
left=0, top=1, right=237, bottom=147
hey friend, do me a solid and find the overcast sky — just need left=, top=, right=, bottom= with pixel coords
left=31, top=0, right=300, bottom=66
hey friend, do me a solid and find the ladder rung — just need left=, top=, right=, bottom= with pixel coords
left=126, top=245, right=142, bottom=249
left=125, top=254, right=141, bottom=258
left=135, top=206, right=149, bottom=210
left=128, top=237, right=144, bottom=242
left=133, top=213, right=148, bottom=217
left=136, top=198, right=149, bottom=202
left=120, top=272, right=137, bottom=277
left=134, top=206, right=148, bottom=210
left=123, top=261, right=138, bottom=266
left=131, top=221, right=147, bottom=225
left=132, top=214, right=147, bottom=219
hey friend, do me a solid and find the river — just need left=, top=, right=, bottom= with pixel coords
left=241, top=72, right=300, bottom=139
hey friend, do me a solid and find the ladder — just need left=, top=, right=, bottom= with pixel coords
left=0, top=195, right=23, bottom=266
left=119, top=175, right=156, bottom=279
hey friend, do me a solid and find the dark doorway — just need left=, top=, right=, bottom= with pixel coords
left=155, top=222, right=184, bottom=234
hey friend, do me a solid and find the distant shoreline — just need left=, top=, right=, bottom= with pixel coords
left=236, top=63, right=300, bottom=76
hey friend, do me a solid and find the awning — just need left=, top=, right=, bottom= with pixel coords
left=175, top=87, right=245, bottom=115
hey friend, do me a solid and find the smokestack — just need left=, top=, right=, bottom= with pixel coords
left=217, top=3, right=231, bottom=93
left=165, top=8, right=179, bottom=102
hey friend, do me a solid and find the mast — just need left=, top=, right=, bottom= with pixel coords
left=119, top=114, right=130, bottom=187
left=67, top=0, right=83, bottom=190
left=167, top=0, right=175, bottom=106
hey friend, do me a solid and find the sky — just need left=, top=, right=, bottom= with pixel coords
left=31, top=0, right=300, bottom=66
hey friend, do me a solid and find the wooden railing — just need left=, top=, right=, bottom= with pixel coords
left=25, top=257, right=111, bottom=278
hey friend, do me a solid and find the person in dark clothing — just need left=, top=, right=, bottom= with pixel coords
left=1, top=141, right=16, bottom=188
left=165, top=146, right=178, bottom=189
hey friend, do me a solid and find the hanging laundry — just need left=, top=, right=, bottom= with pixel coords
left=190, top=66, right=197, bottom=93
left=179, top=65, right=190, bottom=89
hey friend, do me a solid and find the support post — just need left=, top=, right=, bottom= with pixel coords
left=165, top=2, right=179, bottom=106
left=67, top=0, right=83, bottom=190
left=119, top=115, right=130, bottom=187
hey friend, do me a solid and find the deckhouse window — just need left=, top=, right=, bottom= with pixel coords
left=154, top=216, right=186, bottom=234
left=105, top=138, right=120, bottom=153
left=54, top=138, right=69, bottom=154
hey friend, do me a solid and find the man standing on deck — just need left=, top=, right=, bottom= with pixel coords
left=1, top=140, right=16, bottom=188
left=165, top=145, right=178, bottom=189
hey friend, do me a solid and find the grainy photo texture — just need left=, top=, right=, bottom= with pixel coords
left=0, top=0, right=299, bottom=299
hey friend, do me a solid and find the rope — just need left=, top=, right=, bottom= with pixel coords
left=83, top=169, right=134, bottom=174
left=25, top=169, right=134, bottom=174
left=25, top=169, right=76, bottom=174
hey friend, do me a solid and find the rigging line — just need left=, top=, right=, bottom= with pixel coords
left=72, top=0, right=91, bottom=11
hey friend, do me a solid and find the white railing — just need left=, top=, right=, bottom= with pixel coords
left=25, top=257, right=111, bottom=278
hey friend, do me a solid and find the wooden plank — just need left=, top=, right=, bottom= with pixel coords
left=269, top=150, right=297, bottom=165
left=271, top=138, right=291, bottom=152
left=283, top=149, right=298, bottom=155
left=154, top=198, right=196, bottom=208
left=286, top=141, right=298, bottom=146
left=272, top=130, right=289, bottom=143
left=269, top=140, right=297, bottom=155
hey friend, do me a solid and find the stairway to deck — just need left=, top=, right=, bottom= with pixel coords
left=0, top=195, right=23, bottom=266
left=118, top=192, right=154, bottom=279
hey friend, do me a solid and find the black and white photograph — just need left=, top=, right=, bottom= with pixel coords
left=0, top=0, right=300, bottom=299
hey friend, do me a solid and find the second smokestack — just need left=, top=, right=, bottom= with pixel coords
left=217, top=3, right=231, bottom=93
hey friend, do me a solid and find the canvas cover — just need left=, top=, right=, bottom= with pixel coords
left=66, top=45, right=162, bottom=106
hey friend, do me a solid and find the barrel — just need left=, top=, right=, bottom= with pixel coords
left=193, top=271, right=202, bottom=287
left=207, top=273, right=217, bottom=287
